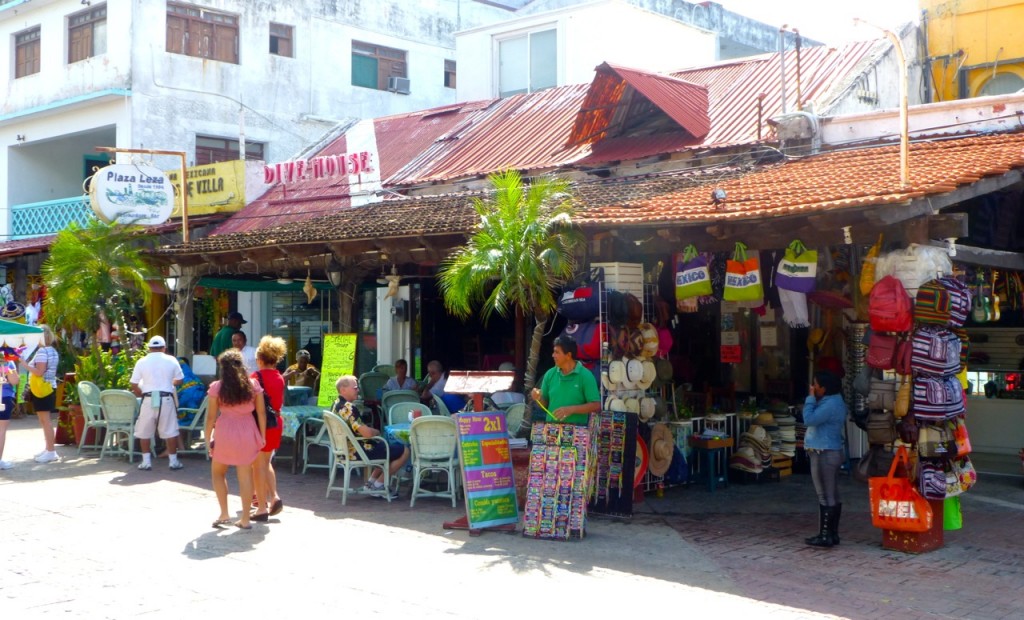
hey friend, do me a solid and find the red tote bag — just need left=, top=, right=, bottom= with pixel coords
left=868, top=445, right=933, bottom=532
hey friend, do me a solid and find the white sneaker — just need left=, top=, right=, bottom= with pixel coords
left=34, top=451, right=59, bottom=464
left=137, top=462, right=152, bottom=471
left=0, top=460, right=13, bottom=470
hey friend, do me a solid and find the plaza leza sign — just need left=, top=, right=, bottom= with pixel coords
left=89, top=164, right=174, bottom=225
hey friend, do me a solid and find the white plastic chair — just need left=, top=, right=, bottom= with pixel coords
left=176, top=396, right=209, bottom=458
left=99, top=389, right=141, bottom=462
left=409, top=416, right=459, bottom=507
left=372, top=364, right=396, bottom=377
left=431, top=392, right=452, bottom=416
left=301, top=417, right=333, bottom=474
left=76, top=381, right=107, bottom=455
left=387, top=401, right=432, bottom=426
left=380, top=389, right=420, bottom=415
left=322, top=411, right=391, bottom=505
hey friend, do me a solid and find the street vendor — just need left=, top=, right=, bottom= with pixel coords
left=531, top=335, right=600, bottom=425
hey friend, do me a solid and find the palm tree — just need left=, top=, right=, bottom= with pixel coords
left=42, top=218, right=158, bottom=338
left=439, top=170, right=583, bottom=392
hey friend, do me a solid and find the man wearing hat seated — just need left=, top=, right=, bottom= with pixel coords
left=130, top=336, right=185, bottom=471
left=531, top=335, right=600, bottom=425
left=210, top=311, right=246, bottom=358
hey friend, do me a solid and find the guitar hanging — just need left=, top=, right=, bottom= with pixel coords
left=971, top=269, right=989, bottom=324
left=991, top=269, right=1002, bottom=322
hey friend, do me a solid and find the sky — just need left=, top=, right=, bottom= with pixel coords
left=715, top=0, right=922, bottom=45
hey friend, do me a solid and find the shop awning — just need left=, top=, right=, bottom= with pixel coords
left=197, top=276, right=337, bottom=292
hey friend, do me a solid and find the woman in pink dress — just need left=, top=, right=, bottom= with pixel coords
left=204, top=349, right=266, bottom=529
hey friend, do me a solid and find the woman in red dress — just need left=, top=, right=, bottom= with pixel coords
left=251, top=336, right=286, bottom=522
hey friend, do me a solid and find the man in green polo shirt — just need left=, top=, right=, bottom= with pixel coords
left=531, top=335, right=600, bottom=425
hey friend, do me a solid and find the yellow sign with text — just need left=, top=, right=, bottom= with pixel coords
left=166, top=160, right=246, bottom=215
left=316, top=333, right=358, bottom=408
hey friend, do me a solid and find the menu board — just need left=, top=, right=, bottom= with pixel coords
left=316, top=333, right=357, bottom=407
left=455, top=412, right=520, bottom=529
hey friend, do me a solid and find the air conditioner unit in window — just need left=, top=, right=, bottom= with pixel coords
left=387, top=76, right=411, bottom=95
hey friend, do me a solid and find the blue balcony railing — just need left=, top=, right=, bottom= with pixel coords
left=10, top=196, right=93, bottom=239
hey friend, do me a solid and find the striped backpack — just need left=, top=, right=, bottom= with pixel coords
left=912, top=375, right=965, bottom=421
left=914, top=279, right=951, bottom=326
left=938, top=276, right=971, bottom=327
left=910, top=326, right=961, bottom=376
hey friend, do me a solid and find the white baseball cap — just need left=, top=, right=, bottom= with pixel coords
left=148, top=336, right=166, bottom=348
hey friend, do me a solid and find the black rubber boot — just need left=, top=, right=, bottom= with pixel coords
left=830, top=503, right=842, bottom=546
left=805, top=505, right=828, bottom=545
left=805, top=505, right=835, bottom=547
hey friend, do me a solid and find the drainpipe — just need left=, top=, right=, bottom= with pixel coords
left=779, top=26, right=788, bottom=114
left=856, top=19, right=909, bottom=189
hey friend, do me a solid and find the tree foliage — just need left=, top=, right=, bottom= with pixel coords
left=41, top=218, right=158, bottom=336
left=439, top=170, right=583, bottom=389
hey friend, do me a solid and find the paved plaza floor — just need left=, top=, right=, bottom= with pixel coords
left=1, top=415, right=1022, bottom=619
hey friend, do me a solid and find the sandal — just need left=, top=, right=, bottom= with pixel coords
left=212, top=518, right=232, bottom=528
left=234, top=521, right=252, bottom=530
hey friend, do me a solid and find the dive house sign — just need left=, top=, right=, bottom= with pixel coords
left=89, top=164, right=174, bottom=226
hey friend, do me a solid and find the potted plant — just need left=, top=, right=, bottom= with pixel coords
left=60, top=345, right=146, bottom=445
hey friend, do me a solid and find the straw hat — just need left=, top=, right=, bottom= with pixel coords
left=637, top=360, right=657, bottom=390
left=729, top=446, right=762, bottom=473
left=648, top=423, right=674, bottom=477
left=639, top=322, right=659, bottom=359
left=608, top=359, right=627, bottom=384
left=601, top=371, right=616, bottom=391
left=608, top=397, right=626, bottom=412
left=655, top=357, right=673, bottom=382
left=626, top=358, right=644, bottom=384
left=624, top=397, right=640, bottom=414
left=639, top=397, right=657, bottom=421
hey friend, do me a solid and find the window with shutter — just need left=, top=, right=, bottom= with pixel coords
left=15, top=27, right=41, bottom=78
left=166, top=2, right=238, bottom=64
left=68, top=5, right=107, bottom=64
left=270, top=23, right=293, bottom=57
left=351, top=40, right=407, bottom=90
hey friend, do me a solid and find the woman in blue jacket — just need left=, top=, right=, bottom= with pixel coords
left=802, top=370, right=847, bottom=548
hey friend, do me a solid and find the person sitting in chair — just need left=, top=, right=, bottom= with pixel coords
left=283, top=349, right=320, bottom=392
left=420, top=360, right=465, bottom=413
left=384, top=358, right=417, bottom=392
left=333, top=375, right=408, bottom=499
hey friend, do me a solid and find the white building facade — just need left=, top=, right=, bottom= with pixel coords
left=0, top=0, right=513, bottom=242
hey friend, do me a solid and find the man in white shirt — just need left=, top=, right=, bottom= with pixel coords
left=130, top=336, right=185, bottom=471
left=232, top=331, right=258, bottom=375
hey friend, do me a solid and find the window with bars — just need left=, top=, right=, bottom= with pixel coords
left=15, top=27, right=41, bottom=78
left=444, top=59, right=456, bottom=89
left=269, top=22, right=293, bottom=57
left=166, top=2, right=239, bottom=64
left=68, top=4, right=107, bottom=63
left=351, top=40, right=407, bottom=90
left=195, top=135, right=265, bottom=166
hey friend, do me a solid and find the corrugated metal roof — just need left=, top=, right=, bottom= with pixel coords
left=153, top=130, right=1024, bottom=261
left=568, top=62, right=710, bottom=147
left=211, top=40, right=884, bottom=234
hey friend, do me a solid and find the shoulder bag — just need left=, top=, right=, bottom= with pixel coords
left=28, top=348, right=54, bottom=398
left=252, top=371, right=279, bottom=429
left=868, top=445, right=933, bottom=532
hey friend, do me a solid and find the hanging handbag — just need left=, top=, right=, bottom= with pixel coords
left=775, top=239, right=818, bottom=293
left=868, top=445, right=934, bottom=532
left=918, top=459, right=947, bottom=500
left=252, top=371, right=279, bottom=429
left=867, top=332, right=898, bottom=370
left=867, top=379, right=897, bottom=411
left=723, top=242, right=763, bottom=303
left=893, top=335, right=913, bottom=376
left=893, top=377, right=911, bottom=419
left=866, top=409, right=896, bottom=445
left=917, top=424, right=952, bottom=458
left=557, top=267, right=604, bottom=322
left=897, top=414, right=920, bottom=444
left=950, top=455, right=977, bottom=493
left=27, top=348, right=54, bottom=398
left=948, top=415, right=971, bottom=456
left=675, top=245, right=713, bottom=300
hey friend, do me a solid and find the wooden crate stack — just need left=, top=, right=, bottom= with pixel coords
left=772, top=454, right=793, bottom=477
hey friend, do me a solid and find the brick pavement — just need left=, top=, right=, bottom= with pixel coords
left=1, top=414, right=1022, bottom=619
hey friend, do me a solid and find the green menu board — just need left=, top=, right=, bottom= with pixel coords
left=316, top=333, right=357, bottom=408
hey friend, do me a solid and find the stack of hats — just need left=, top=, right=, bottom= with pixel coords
left=754, top=412, right=782, bottom=455
left=730, top=424, right=772, bottom=473
left=773, top=411, right=798, bottom=457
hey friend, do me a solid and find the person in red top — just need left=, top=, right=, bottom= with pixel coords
left=251, top=336, right=286, bottom=522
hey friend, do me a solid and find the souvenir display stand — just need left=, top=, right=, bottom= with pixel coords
left=522, top=417, right=597, bottom=540
left=588, top=410, right=639, bottom=517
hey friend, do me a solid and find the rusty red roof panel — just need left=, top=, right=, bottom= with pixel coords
left=569, top=63, right=709, bottom=146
